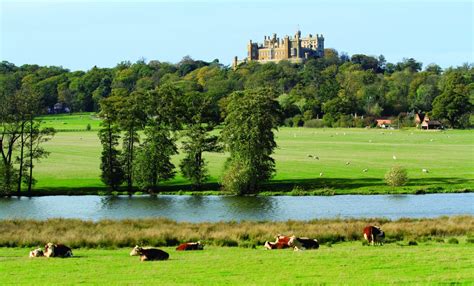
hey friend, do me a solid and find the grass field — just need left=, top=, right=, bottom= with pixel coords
left=27, top=113, right=474, bottom=194
left=1, top=243, right=473, bottom=285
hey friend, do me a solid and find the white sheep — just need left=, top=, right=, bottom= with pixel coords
left=422, top=169, right=429, bottom=173
left=363, top=169, right=368, bottom=172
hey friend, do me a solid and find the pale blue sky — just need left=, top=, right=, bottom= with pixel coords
left=1, top=0, right=473, bottom=71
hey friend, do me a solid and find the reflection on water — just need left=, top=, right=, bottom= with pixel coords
left=0, top=194, right=473, bottom=222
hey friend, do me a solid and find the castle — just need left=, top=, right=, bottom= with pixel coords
left=233, top=30, right=324, bottom=67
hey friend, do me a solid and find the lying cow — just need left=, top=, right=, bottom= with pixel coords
left=130, top=245, right=169, bottom=261
left=176, top=241, right=204, bottom=251
left=363, top=225, right=385, bottom=245
left=29, top=248, right=44, bottom=258
left=264, top=234, right=292, bottom=250
left=265, top=235, right=319, bottom=251
left=289, top=236, right=319, bottom=251
left=44, top=243, right=73, bottom=258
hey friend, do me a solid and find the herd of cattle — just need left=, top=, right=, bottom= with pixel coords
left=29, top=225, right=385, bottom=261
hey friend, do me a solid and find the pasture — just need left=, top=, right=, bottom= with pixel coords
left=1, top=243, right=473, bottom=285
left=30, top=113, right=474, bottom=194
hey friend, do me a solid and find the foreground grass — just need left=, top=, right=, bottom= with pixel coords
left=1, top=216, right=472, bottom=248
left=1, top=243, right=473, bottom=285
left=23, top=113, right=474, bottom=195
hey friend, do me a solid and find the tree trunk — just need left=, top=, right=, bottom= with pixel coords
left=17, top=120, right=26, bottom=195
left=107, top=121, right=114, bottom=191
left=27, top=118, right=34, bottom=194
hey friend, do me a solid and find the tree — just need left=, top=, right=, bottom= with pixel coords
left=179, top=92, right=221, bottom=190
left=134, top=123, right=177, bottom=191
left=98, top=118, right=124, bottom=191
left=24, top=121, right=55, bottom=193
left=432, top=70, right=472, bottom=128
left=221, top=88, right=281, bottom=194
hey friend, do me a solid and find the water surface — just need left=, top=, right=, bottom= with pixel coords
left=0, top=194, right=472, bottom=222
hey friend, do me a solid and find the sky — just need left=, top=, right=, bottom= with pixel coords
left=1, top=0, right=473, bottom=71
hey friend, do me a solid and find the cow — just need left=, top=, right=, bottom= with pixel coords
left=264, top=234, right=292, bottom=250
left=130, top=245, right=169, bottom=261
left=29, top=248, right=44, bottom=258
left=176, top=241, right=204, bottom=251
left=265, top=235, right=319, bottom=251
left=288, top=236, right=319, bottom=251
left=363, top=226, right=385, bottom=245
left=44, top=243, right=73, bottom=258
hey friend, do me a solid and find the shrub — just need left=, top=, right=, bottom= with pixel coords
left=86, top=123, right=91, bottom=131
left=408, top=240, right=418, bottom=246
left=303, top=119, right=325, bottom=128
left=292, top=115, right=304, bottom=127
left=447, top=238, right=459, bottom=244
left=385, top=166, right=408, bottom=187
left=466, top=237, right=474, bottom=244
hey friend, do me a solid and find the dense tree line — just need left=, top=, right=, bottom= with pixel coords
left=1, top=52, right=472, bottom=128
left=1, top=52, right=472, bottom=194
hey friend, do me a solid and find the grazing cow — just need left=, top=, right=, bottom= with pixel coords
left=44, top=243, right=73, bottom=258
left=29, top=248, right=44, bottom=258
left=288, top=236, right=319, bottom=251
left=131, top=246, right=169, bottom=261
left=176, top=241, right=204, bottom=251
left=363, top=226, right=385, bottom=245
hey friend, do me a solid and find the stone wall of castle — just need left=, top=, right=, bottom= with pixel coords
left=234, top=30, right=324, bottom=67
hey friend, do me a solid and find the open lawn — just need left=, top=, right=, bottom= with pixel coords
left=1, top=243, right=473, bottom=285
left=28, top=113, right=474, bottom=194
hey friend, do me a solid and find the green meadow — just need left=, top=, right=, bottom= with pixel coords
left=30, top=113, right=474, bottom=194
left=1, top=243, right=473, bottom=285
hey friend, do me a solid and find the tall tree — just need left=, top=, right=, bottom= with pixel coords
left=180, top=92, right=221, bottom=190
left=221, top=88, right=281, bottom=194
left=432, top=70, right=473, bottom=128
left=134, top=123, right=177, bottom=191
left=98, top=117, right=124, bottom=191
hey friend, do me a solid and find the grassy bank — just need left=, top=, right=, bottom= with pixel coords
left=1, top=216, right=473, bottom=248
left=18, top=113, right=474, bottom=195
left=1, top=243, right=473, bottom=285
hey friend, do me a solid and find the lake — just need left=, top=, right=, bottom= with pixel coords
left=0, top=193, right=473, bottom=222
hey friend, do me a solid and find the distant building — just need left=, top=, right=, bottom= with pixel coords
left=233, top=30, right=324, bottom=68
left=376, top=119, right=392, bottom=128
left=415, top=113, right=426, bottom=127
left=421, top=120, right=443, bottom=130
left=416, top=113, right=443, bottom=129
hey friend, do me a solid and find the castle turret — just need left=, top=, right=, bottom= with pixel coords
left=295, top=30, right=302, bottom=58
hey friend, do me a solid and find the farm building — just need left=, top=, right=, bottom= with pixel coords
left=415, top=113, right=426, bottom=127
left=376, top=119, right=392, bottom=128
left=421, top=120, right=443, bottom=130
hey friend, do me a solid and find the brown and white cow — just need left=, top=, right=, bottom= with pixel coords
left=29, top=248, right=44, bottom=258
left=265, top=234, right=319, bottom=251
left=176, top=241, right=204, bottom=251
left=264, top=234, right=292, bottom=250
left=131, top=245, right=169, bottom=261
left=44, top=243, right=73, bottom=258
left=363, top=226, right=385, bottom=245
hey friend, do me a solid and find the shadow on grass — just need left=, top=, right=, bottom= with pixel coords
left=7, top=177, right=471, bottom=197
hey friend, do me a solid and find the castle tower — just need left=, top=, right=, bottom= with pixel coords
left=295, top=30, right=301, bottom=59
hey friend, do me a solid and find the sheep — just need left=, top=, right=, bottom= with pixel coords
left=422, top=169, right=429, bottom=173
left=345, top=161, right=350, bottom=165
left=319, top=172, right=323, bottom=177
left=363, top=169, right=368, bottom=172
left=392, top=155, right=397, bottom=160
